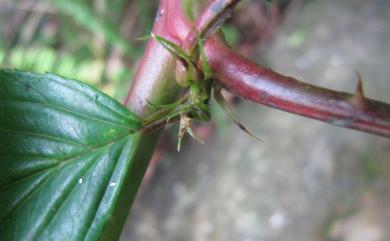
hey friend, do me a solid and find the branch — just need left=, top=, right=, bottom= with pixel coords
left=182, top=0, right=241, bottom=51
left=125, top=0, right=243, bottom=114
left=126, top=0, right=390, bottom=138
left=204, top=36, right=390, bottom=138
left=124, top=0, right=190, bottom=114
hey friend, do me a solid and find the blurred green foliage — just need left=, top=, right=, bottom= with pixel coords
left=53, top=0, right=134, bottom=55
left=363, top=157, right=382, bottom=181
left=221, top=25, right=240, bottom=46
left=0, top=0, right=155, bottom=100
left=287, top=25, right=308, bottom=48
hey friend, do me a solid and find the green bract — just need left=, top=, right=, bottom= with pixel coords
left=0, top=70, right=143, bottom=241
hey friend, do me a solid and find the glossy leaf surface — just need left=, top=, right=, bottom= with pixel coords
left=0, top=70, right=145, bottom=241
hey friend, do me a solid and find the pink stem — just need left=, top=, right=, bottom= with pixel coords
left=205, top=36, right=390, bottom=137
left=125, top=0, right=390, bottom=138
left=124, top=0, right=191, bottom=114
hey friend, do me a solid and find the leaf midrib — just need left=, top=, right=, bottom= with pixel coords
left=0, top=100, right=136, bottom=131
left=0, top=128, right=90, bottom=148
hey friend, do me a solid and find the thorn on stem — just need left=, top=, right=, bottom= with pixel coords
left=213, top=87, right=263, bottom=143
left=355, top=71, right=365, bottom=97
left=349, top=72, right=367, bottom=109
left=177, top=113, right=204, bottom=151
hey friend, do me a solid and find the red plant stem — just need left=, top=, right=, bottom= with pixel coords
left=124, top=0, right=190, bottom=114
left=126, top=0, right=390, bottom=138
left=205, top=36, right=390, bottom=137
left=182, top=0, right=241, bottom=51
left=125, top=0, right=238, bottom=114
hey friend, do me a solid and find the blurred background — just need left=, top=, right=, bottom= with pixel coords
left=0, top=0, right=156, bottom=100
left=1, top=0, right=389, bottom=241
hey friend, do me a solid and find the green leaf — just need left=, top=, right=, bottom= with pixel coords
left=151, top=34, right=194, bottom=68
left=195, top=32, right=213, bottom=80
left=0, top=70, right=147, bottom=241
left=183, top=0, right=196, bottom=22
left=52, top=0, right=134, bottom=56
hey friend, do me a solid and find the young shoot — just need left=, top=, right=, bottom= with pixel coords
left=142, top=31, right=262, bottom=151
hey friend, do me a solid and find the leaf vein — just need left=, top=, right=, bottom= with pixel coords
left=0, top=100, right=137, bottom=131
left=0, top=171, right=53, bottom=224
left=44, top=74, right=137, bottom=123
left=0, top=133, right=132, bottom=190
left=0, top=129, right=89, bottom=148
left=32, top=149, right=105, bottom=240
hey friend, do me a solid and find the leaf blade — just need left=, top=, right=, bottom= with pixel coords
left=0, top=70, right=148, bottom=241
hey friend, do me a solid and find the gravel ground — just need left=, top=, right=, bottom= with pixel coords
left=120, top=0, right=390, bottom=240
